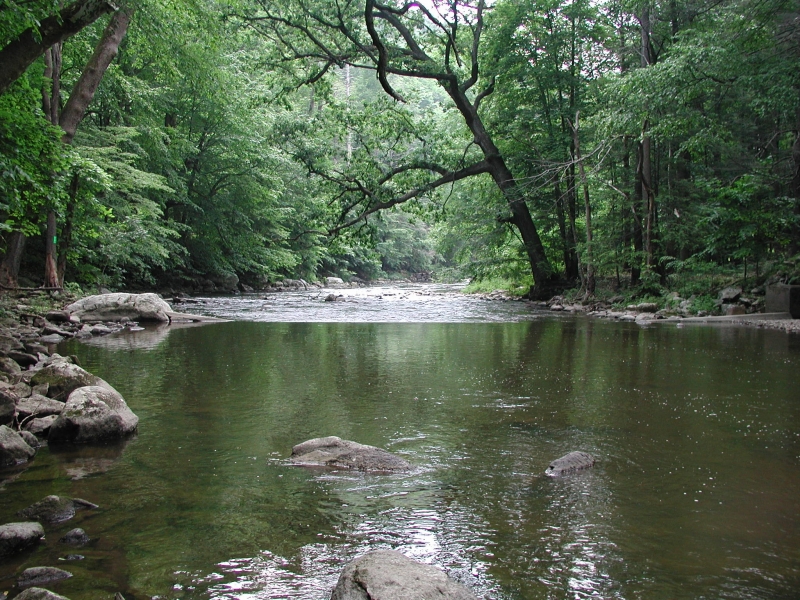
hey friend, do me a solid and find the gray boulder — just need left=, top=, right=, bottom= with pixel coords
left=19, top=430, right=40, bottom=449
left=0, top=356, right=21, bottom=375
left=48, top=386, right=138, bottom=444
left=17, top=567, right=72, bottom=588
left=64, top=293, right=172, bottom=323
left=0, top=333, right=24, bottom=355
left=16, top=395, right=65, bottom=419
left=0, top=389, right=16, bottom=425
left=0, top=425, right=36, bottom=467
left=15, top=588, right=70, bottom=600
left=545, top=451, right=596, bottom=477
left=30, top=361, right=116, bottom=401
left=59, top=528, right=90, bottom=547
left=330, top=550, right=478, bottom=600
left=718, top=286, right=743, bottom=304
left=0, top=522, right=44, bottom=558
left=25, top=415, right=58, bottom=437
left=17, top=495, right=98, bottom=524
left=291, top=436, right=410, bottom=472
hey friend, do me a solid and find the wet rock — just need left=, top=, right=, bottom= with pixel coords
left=324, top=294, right=339, bottom=302
left=330, top=550, right=478, bottom=600
left=59, top=554, right=83, bottom=561
left=30, top=361, right=116, bottom=401
left=48, top=386, right=138, bottom=444
left=17, top=566, right=72, bottom=588
left=59, top=528, right=89, bottom=547
left=16, top=395, right=65, bottom=420
left=290, top=436, right=410, bottom=472
left=545, top=451, right=596, bottom=476
left=64, top=293, right=172, bottom=323
left=17, top=495, right=98, bottom=524
left=0, top=522, right=44, bottom=558
left=725, top=304, right=746, bottom=316
left=39, top=334, right=65, bottom=345
left=325, top=277, right=345, bottom=286
left=15, top=588, right=71, bottom=600
left=42, top=325, right=72, bottom=338
left=24, top=415, right=58, bottom=437
left=0, top=425, right=36, bottom=467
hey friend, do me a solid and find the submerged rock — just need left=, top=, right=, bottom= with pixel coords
left=59, top=528, right=90, bottom=547
left=330, top=550, right=478, bottom=600
left=48, top=386, right=138, bottom=444
left=17, top=566, right=72, bottom=588
left=17, top=495, right=98, bottom=524
left=545, top=451, right=596, bottom=477
left=0, top=522, right=44, bottom=558
left=15, top=588, right=70, bottom=600
left=64, top=293, right=172, bottom=323
left=0, top=425, right=36, bottom=467
left=290, top=436, right=410, bottom=472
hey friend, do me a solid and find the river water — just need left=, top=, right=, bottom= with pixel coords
left=1, top=284, right=799, bottom=600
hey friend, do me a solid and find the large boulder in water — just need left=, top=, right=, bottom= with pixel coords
left=48, top=386, right=138, bottom=444
left=30, top=361, right=116, bottom=402
left=17, top=566, right=72, bottom=588
left=64, top=292, right=172, bottom=323
left=0, top=425, right=36, bottom=467
left=0, top=522, right=44, bottom=558
left=290, top=436, right=410, bottom=472
left=545, top=451, right=596, bottom=476
left=330, top=550, right=478, bottom=600
left=15, top=588, right=71, bottom=600
left=17, top=495, right=98, bottom=524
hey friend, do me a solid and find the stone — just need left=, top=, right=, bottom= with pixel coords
left=19, top=430, right=40, bottom=449
left=325, top=277, right=345, bottom=286
left=64, top=293, right=172, bottom=323
left=16, top=395, right=65, bottom=419
left=0, top=356, right=21, bottom=375
left=8, top=351, right=39, bottom=367
left=39, top=334, right=65, bottom=345
left=718, top=286, right=742, bottom=304
left=324, top=294, right=338, bottom=302
left=24, top=415, right=58, bottom=437
left=48, top=386, right=138, bottom=444
left=290, top=436, right=410, bottom=472
left=330, top=550, right=478, bottom=600
left=17, top=567, right=72, bottom=588
left=725, top=305, right=746, bottom=316
left=30, top=361, right=116, bottom=401
left=0, top=522, right=44, bottom=558
left=545, top=451, right=596, bottom=476
left=765, top=284, right=800, bottom=318
left=59, top=528, right=90, bottom=547
left=0, top=333, right=24, bottom=355
left=15, top=588, right=71, bottom=600
left=17, top=495, right=98, bottom=524
left=45, top=310, right=71, bottom=323
left=42, top=325, right=72, bottom=338
left=0, top=425, right=36, bottom=467
left=0, top=389, right=16, bottom=425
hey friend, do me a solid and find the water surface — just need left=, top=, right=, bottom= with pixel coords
left=0, top=287, right=798, bottom=600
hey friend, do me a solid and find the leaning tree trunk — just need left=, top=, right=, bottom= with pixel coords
left=0, top=233, right=27, bottom=288
left=0, top=0, right=115, bottom=96
left=444, top=80, right=556, bottom=297
left=49, top=8, right=132, bottom=286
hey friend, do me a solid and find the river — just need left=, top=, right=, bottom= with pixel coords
left=1, top=284, right=798, bottom=600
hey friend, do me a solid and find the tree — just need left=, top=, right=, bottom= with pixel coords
left=236, top=0, right=561, bottom=296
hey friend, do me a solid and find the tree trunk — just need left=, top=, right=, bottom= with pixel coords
left=43, top=211, right=60, bottom=288
left=0, top=233, right=27, bottom=289
left=0, top=0, right=115, bottom=96
left=60, top=9, right=132, bottom=143
left=42, top=44, right=62, bottom=288
left=57, top=181, right=78, bottom=286
left=444, top=80, right=557, bottom=297
left=790, top=109, right=800, bottom=256
left=572, top=112, right=594, bottom=296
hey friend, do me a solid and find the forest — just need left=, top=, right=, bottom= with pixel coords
left=0, top=0, right=798, bottom=304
